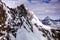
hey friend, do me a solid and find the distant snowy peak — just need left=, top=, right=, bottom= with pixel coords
left=42, top=16, right=53, bottom=25
left=44, top=16, right=52, bottom=21
left=42, top=16, right=60, bottom=26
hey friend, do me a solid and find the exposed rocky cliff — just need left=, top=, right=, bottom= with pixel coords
left=0, top=0, right=60, bottom=40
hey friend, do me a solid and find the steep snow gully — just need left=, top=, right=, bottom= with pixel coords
left=0, top=0, right=60, bottom=40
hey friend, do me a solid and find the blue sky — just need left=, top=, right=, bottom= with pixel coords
left=25, top=0, right=60, bottom=20
left=2, top=0, right=60, bottom=20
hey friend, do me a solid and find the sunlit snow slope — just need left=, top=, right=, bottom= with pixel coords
left=0, top=0, right=60, bottom=40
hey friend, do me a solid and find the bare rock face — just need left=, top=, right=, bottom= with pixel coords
left=0, top=0, right=60, bottom=40
left=0, top=1, right=33, bottom=40
left=0, top=3, right=6, bottom=25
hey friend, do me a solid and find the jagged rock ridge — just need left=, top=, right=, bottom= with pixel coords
left=0, top=0, right=60, bottom=40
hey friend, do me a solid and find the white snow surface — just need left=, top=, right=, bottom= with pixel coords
left=16, top=26, right=47, bottom=40
left=15, top=10, right=51, bottom=40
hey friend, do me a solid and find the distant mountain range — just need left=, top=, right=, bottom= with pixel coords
left=42, top=16, right=60, bottom=28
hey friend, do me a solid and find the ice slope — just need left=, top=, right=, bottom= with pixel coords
left=16, top=26, right=47, bottom=40
left=15, top=10, right=51, bottom=40
left=0, top=0, right=60, bottom=40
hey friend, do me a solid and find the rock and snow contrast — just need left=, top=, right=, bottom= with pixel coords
left=0, top=0, right=60, bottom=40
left=42, top=16, right=60, bottom=28
left=42, top=16, right=53, bottom=25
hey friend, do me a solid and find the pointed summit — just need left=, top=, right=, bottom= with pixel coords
left=42, top=16, right=53, bottom=25
left=17, top=4, right=27, bottom=17
left=17, top=4, right=25, bottom=9
left=44, top=16, right=52, bottom=21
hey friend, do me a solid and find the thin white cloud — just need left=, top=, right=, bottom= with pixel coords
left=25, top=0, right=60, bottom=19
left=50, top=0, right=59, bottom=2
left=25, top=0, right=60, bottom=14
left=2, top=0, right=60, bottom=19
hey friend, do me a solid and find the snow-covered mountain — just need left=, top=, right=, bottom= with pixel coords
left=42, top=16, right=54, bottom=25
left=0, top=0, right=60, bottom=40
left=42, top=16, right=60, bottom=28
